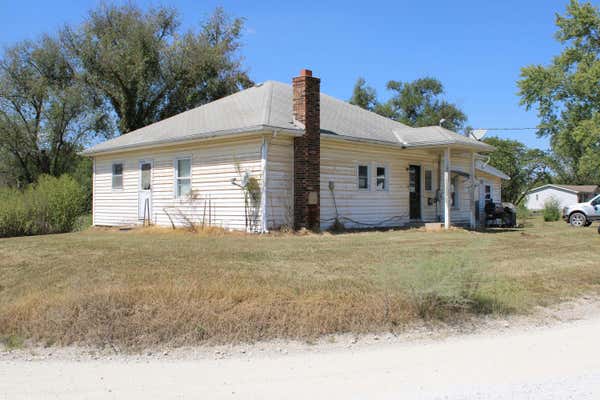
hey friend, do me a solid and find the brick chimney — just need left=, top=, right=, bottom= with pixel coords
left=292, top=69, right=320, bottom=230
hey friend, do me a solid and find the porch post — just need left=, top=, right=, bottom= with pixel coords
left=470, top=152, right=476, bottom=228
left=444, top=147, right=451, bottom=229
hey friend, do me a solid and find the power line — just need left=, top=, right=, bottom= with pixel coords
left=473, top=127, right=538, bottom=131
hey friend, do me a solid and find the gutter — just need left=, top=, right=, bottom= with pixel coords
left=320, top=133, right=495, bottom=152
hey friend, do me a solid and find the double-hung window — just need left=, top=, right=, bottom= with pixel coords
left=376, top=165, right=387, bottom=191
left=112, top=163, right=123, bottom=189
left=175, top=158, right=192, bottom=198
left=451, top=175, right=459, bottom=208
left=424, top=170, right=433, bottom=192
left=358, top=165, right=370, bottom=190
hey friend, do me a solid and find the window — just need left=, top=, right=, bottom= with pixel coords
left=140, top=162, right=151, bottom=190
left=451, top=176, right=459, bottom=208
left=358, top=165, right=369, bottom=190
left=424, top=170, right=433, bottom=191
left=592, top=196, right=600, bottom=206
left=485, top=184, right=492, bottom=201
left=175, top=158, right=192, bottom=198
left=112, top=163, right=123, bottom=189
left=376, top=166, right=387, bottom=191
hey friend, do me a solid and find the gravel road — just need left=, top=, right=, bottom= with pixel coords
left=2, top=309, right=599, bottom=399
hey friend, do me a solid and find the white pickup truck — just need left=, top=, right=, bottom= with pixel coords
left=563, top=194, right=600, bottom=227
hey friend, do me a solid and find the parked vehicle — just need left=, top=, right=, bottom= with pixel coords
left=562, top=194, right=600, bottom=227
left=485, top=201, right=517, bottom=228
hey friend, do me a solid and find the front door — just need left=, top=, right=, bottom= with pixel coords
left=138, top=161, right=152, bottom=221
left=409, top=165, right=421, bottom=220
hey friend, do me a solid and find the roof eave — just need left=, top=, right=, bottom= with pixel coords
left=80, top=125, right=303, bottom=156
left=321, top=133, right=494, bottom=152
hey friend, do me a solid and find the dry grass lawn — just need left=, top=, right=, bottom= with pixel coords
left=1, top=216, right=599, bottom=350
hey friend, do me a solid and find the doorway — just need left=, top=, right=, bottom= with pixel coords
left=409, top=165, right=421, bottom=220
left=138, top=161, right=152, bottom=221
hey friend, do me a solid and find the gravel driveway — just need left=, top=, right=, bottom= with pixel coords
left=2, top=308, right=600, bottom=399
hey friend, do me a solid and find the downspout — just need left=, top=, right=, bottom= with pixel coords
left=444, top=147, right=451, bottom=230
left=260, top=135, right=270, bottom=233
left=437, top=153, right=442, bottom=221
left=92, top=157, right=96, bottom=227
left=470, top=152, right=476, bottom=228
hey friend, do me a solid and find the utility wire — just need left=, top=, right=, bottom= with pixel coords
left=473, top=127, right=538, bottom=131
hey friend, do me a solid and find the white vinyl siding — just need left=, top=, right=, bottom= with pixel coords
left=265, top=136, right=294, bottom=230
left=93, top=135, right=264, bottom=229
left=319, top=139, right=446, bottom=229
left=525, top=187, right=578, bottom=211
left=93, top=133, right=505, bottom=230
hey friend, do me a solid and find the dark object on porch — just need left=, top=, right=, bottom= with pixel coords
left=485, top=201, right=517, bottom=228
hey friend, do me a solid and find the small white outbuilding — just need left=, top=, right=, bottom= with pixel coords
left=525, top=184, right=599, bottom=211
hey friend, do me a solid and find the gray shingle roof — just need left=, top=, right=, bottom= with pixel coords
left=83, top=81, right=494, bottom=155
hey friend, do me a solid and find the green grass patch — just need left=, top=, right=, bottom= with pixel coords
left=0, top=216, right=598, bottom=350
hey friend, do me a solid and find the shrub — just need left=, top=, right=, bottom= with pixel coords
left=543, top=198, right=561, bottom=222
left=0, top=175, right=87, bottom=237
left=0, top=188, right=32, bottom=237
left=406, top=257, right=483, bottom=319
left=516, top=203, right=530, bottom=225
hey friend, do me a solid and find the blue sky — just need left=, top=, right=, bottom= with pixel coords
left=0, top=0, right=575, bottom=149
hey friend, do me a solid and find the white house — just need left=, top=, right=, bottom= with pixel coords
left=83, top=69, right=509, bottom=231
left=525, top=184, right=599, bottom=211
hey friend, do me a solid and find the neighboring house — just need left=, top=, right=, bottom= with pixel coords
left=525, top=184, right=600, bottom=211
left=83, top=69, right=509, bottom=231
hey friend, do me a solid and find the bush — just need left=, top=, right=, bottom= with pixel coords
left=543, top=198, right=561, bottom=222
left=406, top=257, right=483, bottom=319
left=0, top=188, right=31, bottom=237
left=0, top=175, right=87, bottom=237
left=516, top=203, right=530, bottom=225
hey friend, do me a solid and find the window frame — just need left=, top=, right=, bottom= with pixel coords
left=174, top=156, right=192, bottom=199
left=451, top=175, right=459, bottom=209
left=424, top=169, right=433, bottom=192
left=139, top=160, right=153, bottom=191
left=357, top=164, right=370, bottom=191
left=111, top=162, right=124, bottom=190
left=375, top=164, right=389, bottom=192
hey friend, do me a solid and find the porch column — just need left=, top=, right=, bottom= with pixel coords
left=470, top=152, right=476, bottom=228
left=444, top=147, right=451, bottom=229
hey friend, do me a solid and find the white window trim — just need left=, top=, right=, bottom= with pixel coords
left=424, top=169, right=433, bottom=192
left=111, top=161, right=124, bottom=191
left=357, top=164, right=370, bottom=191
left=174, top=156, right=192, bottom=199
left=374, top=163, right=389, bottom=192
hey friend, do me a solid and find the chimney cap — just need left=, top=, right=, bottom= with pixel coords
left=299, top=69, right=313, bottom=77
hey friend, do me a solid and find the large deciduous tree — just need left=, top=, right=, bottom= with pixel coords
left=483, top=137, right=554, bottom=204
left=518, top=0, right=600, bottom=184
left=349, top=77, right=467, bottom=131
left=62, top=4, right=253, bottom=134
left=349, top=77, right=378, bottom=111
left=0, top=36, right=108, bottom=185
